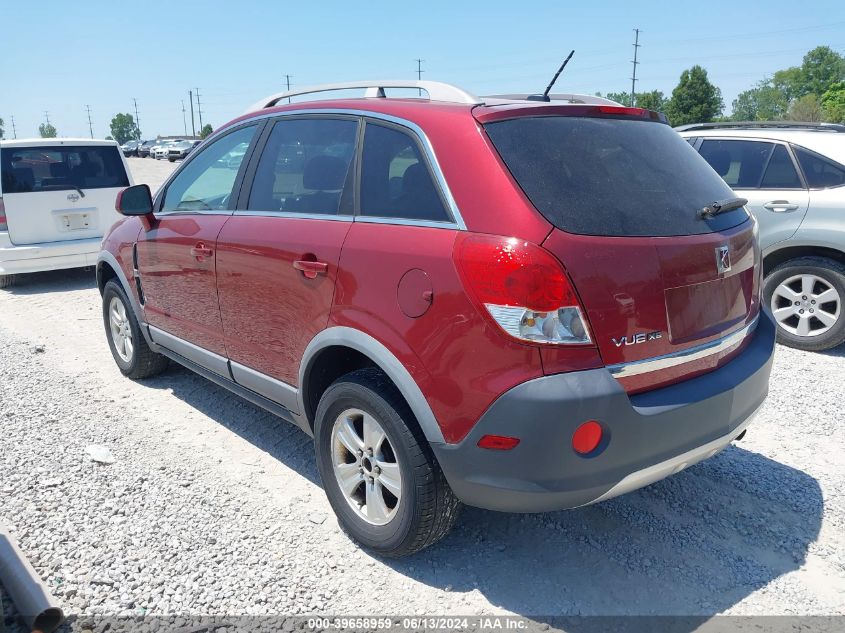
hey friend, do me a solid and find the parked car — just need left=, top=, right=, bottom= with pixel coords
left=98, top=81, right=775, bottom=556
left=121, top=140, right=140, bottom=157
left=0, top=138, right=132, bottom=288
left=678, top=122, right=845, bottom=351
left=166, top=140, right=199, bottom=162
left=152, top=141, right=176, bottom=160
left=137, top=140, right=157, bottom=158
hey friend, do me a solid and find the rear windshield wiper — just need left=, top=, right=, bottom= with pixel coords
left=698, top=197, right=747, bottom=220
left=71, top=186, right=86, bottom=198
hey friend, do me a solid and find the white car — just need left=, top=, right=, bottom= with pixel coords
left=0, top=138, right=132, bottom=288
left=153, top=140, right=184, bottom=160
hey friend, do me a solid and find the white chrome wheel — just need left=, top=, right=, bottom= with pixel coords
left=331, top=408, right=402, bottom=526
left=771, top=273, right=841, bottom=338
left=108, top=296, right=134, bottom=362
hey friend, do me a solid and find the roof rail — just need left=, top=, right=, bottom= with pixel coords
left=483, top=93, right=623, bottom=106
left=675, top=121, right=845, bottom=133
left=245, top=80, right=481, bottom=113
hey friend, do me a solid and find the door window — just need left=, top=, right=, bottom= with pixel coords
left=247, top=118, right=358, bottom=214
left=794, top=147, right=845, bottom=189
left=699, top=139, right=774, bottom=189
left=161, top=125, right=257, bottom=213
left=759, top=145, right=802, bottom=189
left=359, top=122, right=450, bottom=222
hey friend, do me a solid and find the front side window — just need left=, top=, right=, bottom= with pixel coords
left=162, top=125, right=257, bottom=213
left=247, top=118, right=358, bottom=214
left=1, top=145, right=129, bottom=193
left=699, top=139, right=775, bottom=189
left=794, top=147, right=845, bottom=189
left=359, top=122, right=450, bottom=222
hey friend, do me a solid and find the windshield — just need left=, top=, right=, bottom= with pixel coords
left=1, top=145, right=129, bottom=194
left=484, top=116, right=749, bottom=237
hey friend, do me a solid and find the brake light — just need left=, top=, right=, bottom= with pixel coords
left=0, top=198, right=7, bottom=232
left=477, top=434, right=520, bottom=450
left=455, top=233, right=591, bottom=345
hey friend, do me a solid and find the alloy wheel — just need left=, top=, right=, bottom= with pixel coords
left=771, top=273, right=841, bottom=338
left=108, top=296, right=134, bottom=362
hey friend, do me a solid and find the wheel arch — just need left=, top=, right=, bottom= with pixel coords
left=299, top=327, right=445, bottom=445
left=763, top=244, right=845, bottom=276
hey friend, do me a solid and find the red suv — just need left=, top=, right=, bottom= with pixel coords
left=98, top=81, right=776, bottom=556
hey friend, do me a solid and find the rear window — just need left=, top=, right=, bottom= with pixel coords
left=794, top=147, right=845, bottom=189
left=1, top=145, right=129, bottom=194
left=485, top=117, right=747, bottom=237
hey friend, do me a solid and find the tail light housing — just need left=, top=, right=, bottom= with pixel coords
left=455, top=233, right=591, bottom=345
left=0, top=198, right=7, bottom=232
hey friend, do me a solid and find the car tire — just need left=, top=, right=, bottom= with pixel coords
left=102, top=280, right=169, bottom=378
left=0, top=274, right=16, bottom=289
left=168, top=157, right=175, bottom=163
left=764, top=256, right=845, bottom=351
left=314, top=367, right=460, bottom=557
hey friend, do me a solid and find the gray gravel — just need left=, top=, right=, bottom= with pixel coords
left=0, top=158, right=843, bottom=627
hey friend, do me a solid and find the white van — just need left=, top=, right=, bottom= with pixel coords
left=0, top=138, right=132, bottom=287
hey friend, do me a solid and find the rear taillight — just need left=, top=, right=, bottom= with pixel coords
left=0, top=198, right=7, bottom=231
left=455, top=233, right=591, bottom=345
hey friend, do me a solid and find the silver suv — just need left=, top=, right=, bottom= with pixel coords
left=678, top=122, right=845, bottom=351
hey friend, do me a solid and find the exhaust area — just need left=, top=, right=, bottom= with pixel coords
left=0, top=522, right=64, bottom=633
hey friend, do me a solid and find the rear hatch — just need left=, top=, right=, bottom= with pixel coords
left=0, top=143, right=130, bottom=245
left=481, top=108, right=761, bottom=392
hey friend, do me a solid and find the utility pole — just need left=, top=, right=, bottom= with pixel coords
left=284, top=74, right=292, bottom=103
left=630, top=28, right=641, bottom=107
left=11, top=115, right=17, bottom=139
left=44, top=111, right=51, bottom=125
left=133, top=98, right=141, bottom=139
left=189, top=90, right=196, bottom=137
left=195, top=88, right=204, bottom=130
left=415, top=58, right=424, bottom=95
left=85, top=105, right=94, bottom=138
left=181, top=100, right=188, bottom=136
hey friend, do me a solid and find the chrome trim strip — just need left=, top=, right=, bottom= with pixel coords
left=232, top=210, right=354, bottom=222
left=607, top=315, right=760, bottom=379
left=148, top=326, right=230, bottom=377
left=230, top=361, right=300, bottom=414
left=203, top=108, right=468, bottom=231
left=354, top=216, right=459, bottom=230
left=582, top=403, right=761, bottom=507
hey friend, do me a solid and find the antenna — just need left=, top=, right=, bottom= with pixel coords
left=630, top=29, right=641, bottom=107
left=86, top=105, right=94, bottom=138
left=532, top=50, right=575, bottom=102
left=415, top=59, right=424, bottom=96
left=284, top=74, right=292, bottom=103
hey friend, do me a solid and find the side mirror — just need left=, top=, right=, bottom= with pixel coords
left=116, top=184, right=153, bottom=216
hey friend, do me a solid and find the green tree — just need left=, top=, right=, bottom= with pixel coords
left=731, top=81, right=789, bottom=120
left=664, top=65, right=724, bottom=126
left=772, top=46, right=845, bottom=101
left=634, top=90, right=666, bottom=111
left=821, top=81, right=845, bottom=123
left=786, top=94, right=823, bottom=122
left=604, top=91, right=630, bottom=105
left=109, top=113, right=140, bottom=144
left=39, top=122, right=57, bottom=138
left=0, top=116, right=4, bottom=139
left=199, top=124, right=213, bottom=139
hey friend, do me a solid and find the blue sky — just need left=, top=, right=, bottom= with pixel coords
left=2, top=0, right=844, bottom=139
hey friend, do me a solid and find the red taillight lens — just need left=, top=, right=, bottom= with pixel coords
left=477, top=434, right=520, bottom=450
left=0, top=198, right=7, bottom=231
left=572, top=420, right=603, bottom=455
left=455, top=233, right=591, bottom=345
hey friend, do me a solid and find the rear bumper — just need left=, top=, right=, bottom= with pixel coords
left=0, top=235, right=102, bottom=275
left=433, top=309, right=776, bottom=512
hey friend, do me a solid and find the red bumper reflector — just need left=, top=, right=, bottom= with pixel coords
left=572, top=420, right=603, bottom=454
left=477, top=434, right=520, bottom=450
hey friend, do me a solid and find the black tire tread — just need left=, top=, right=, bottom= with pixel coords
left=0, top=274, right=16, bottom=289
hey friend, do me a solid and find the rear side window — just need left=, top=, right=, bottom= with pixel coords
left=1, top=145, right=129, bottom=193
left=759, top=145, right=802, bottom=189
left=699, top=139, right=774, bottom=188
left=247, top=117, right=358, bottom=215
left=162, top=125, right=257, bottom=213
left=485, top=117, right=744, bottom=237
left=359, top=122, right=450, bottom=222
left=794, top=147, right=845, bottom=189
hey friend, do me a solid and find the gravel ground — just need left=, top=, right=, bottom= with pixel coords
left=0, top=158, right=843, bottom=630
